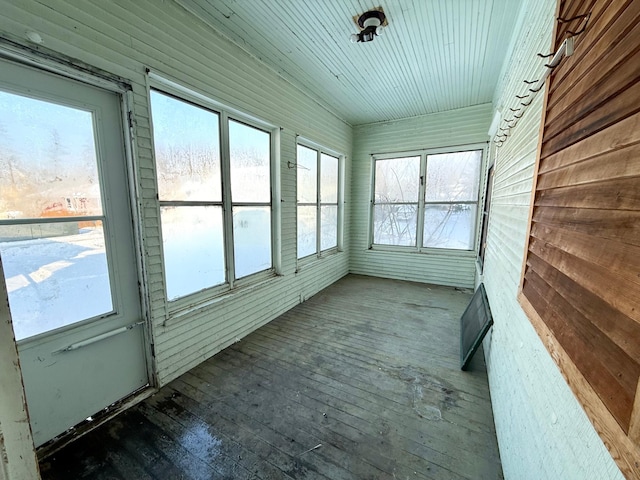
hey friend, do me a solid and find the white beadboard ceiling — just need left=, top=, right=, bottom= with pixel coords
left=176, top=0, right=523, bottom=125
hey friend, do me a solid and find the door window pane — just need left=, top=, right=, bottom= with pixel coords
left=373, top=204, right=417, bottom=246
left=0, top=91, right=102, bottom=219
left=229, top=120, right=270, bottom=203
left=161, top=206, right=225, bottom=300
left=423, top=204, right=477, bottom=250
left=233, top=206, right=271, bottom=278
left=297, top=205, right=316, bottom=258
left=150, top=90, right=221, bottom=202
left=0, top=221, right=113, bottom=340
left=425, top=151, right=481, bottom=202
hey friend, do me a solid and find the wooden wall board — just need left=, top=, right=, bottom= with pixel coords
left=525, top=244, right=640, bottom=361
left=538, top=112, right=640, bottom=174
left=550, top=0, right=634, bottom=99
left=536, top=142, right=640, bottom=189
left=518, top=293, right=640, bottom=479
left=631, top=381, right=640, bottom=444
left=554, top=0, right=599, bottom=44
left=521, top=0, right=640, bottom=476
left=527, top=239, right=640, bottom=323
left=541, top=81, right=640, bottom=158
left=531, top=207, right=640, bottom=246
left=522, top=271, right=636, bottom=429
left=545, top=35, right=640, bottom=139
left=534, top=176, right=640, bottom=210
left=529, top=223, right=640, bottom=291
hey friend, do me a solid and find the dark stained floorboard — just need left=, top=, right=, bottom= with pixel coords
left=40, top=274, right=503, bottom=480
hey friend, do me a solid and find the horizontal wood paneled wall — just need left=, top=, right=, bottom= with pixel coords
left=520, top=0, right=640, bottom=476
left=350, top=104, right=492, bottom=288
left=0, top=0, right=352, bottom=387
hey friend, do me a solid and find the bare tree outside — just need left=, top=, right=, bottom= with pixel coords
left=372, top=150, right=481, bottom=250
left=150, top=91, right=273, bottom=299
left=373, top=156, right=420, bottom=246
left=423, top=150, right=481, bottom=249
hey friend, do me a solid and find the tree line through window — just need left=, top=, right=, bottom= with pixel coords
left=372, top=149, right=482, bottom=250
left=296, top=144, right=339, bottom=259
left=150, top=89, right=272, bottom=301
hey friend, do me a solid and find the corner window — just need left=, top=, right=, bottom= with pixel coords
left=297, top=143, right=340, bottom=259
left=371, top=148, right=482, bottom=250
left=150, top=89, right=273, bottom=301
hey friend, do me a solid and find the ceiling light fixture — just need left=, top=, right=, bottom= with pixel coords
left=350, top=9, right=387, bottom=43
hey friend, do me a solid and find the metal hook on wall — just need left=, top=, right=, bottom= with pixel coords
left=497, top=13, right=588, bottom=149
left=521, top=97, right=534, bottom=107
left=558, top=12, right=591, bottom=36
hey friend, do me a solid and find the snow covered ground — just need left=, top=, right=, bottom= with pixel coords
left=1, top=209, right=274, bottom=339
left=0, top=227, right=112, bottom=340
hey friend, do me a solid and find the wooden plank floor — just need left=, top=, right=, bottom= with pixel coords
left=39, top=274, right=503, bottom=480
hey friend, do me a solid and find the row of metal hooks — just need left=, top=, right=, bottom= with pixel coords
left=494, top=12, right=591, bottom=148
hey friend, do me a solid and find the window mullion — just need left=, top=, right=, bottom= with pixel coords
left=416, top=154, right=427, bottom=248
left=369, top=155, right=376, bottom=247
left=220, top=112, right=235, bottom=287
left=315, top=149, right=321, bottom=256
left=337, top=154, right=344, bottom=251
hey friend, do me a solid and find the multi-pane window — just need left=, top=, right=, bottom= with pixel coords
left=297, top=144, right=339, bottom=259
left=150, top=89, right=272, bottom=301
left=372, top=148, right=482, bottom=250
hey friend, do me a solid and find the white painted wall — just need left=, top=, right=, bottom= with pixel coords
left=350, top=104, right=492, bottom=288
left=0, top=0, right=351, bottom=389
left=0, top=258, right=39, bottom=480
left=480, top=0, right=625, bottom=478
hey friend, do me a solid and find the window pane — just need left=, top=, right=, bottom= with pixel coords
left=161, top=206, right=225, bottom=300
left=297, top=205, right=316, bottom=258
left=425, top=150, right=481, bottom=202
left=150, top=90, right=221, bottom=202
left=229, top=120, right=270, bottom=203
left=297, top=145, right=317, bottom=203
left=320, top=154, right=338, bottom=203
left=0, top=221, right=112, bottom=340
left=423, top=204, right=477, bottom=250
left=373, top=204, right=417, bottom=246
left=375, top=156, right=420, bottom=203
left=0, top=90, right=102, bottom=219
left=233, top=206, right=271, bottom=278
left=320, top=205, right=337, bottom=251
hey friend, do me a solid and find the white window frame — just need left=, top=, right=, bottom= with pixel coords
left=296, top=138, right=343, bottom=262
left=148, top=75, right=280, bottom=309
left=370, top=143, right=486, bottom=253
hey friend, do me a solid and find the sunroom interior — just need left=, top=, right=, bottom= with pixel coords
left=0, top=0, right=639, bottom=479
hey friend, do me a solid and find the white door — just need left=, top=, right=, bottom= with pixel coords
left=0, top=59, right=149, bottom=447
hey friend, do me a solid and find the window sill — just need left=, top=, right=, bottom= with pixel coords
left=162, top=270, right=279, bottom=326
left=296, top=247, right=342, bottom=273
left=368, top=244, right=477, bottom=257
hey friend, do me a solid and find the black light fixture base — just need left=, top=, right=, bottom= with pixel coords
left=351, top=8, right=387, bottom=43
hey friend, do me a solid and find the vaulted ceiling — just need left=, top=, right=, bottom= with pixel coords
left=176, top=0, right=523, bottom=125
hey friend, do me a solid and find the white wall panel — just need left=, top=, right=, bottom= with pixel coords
left=0, top=0, right=351, bottom=388
left=350, top=104, right=492, bottom=288
left=481, top=0, right=625, bottom=478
